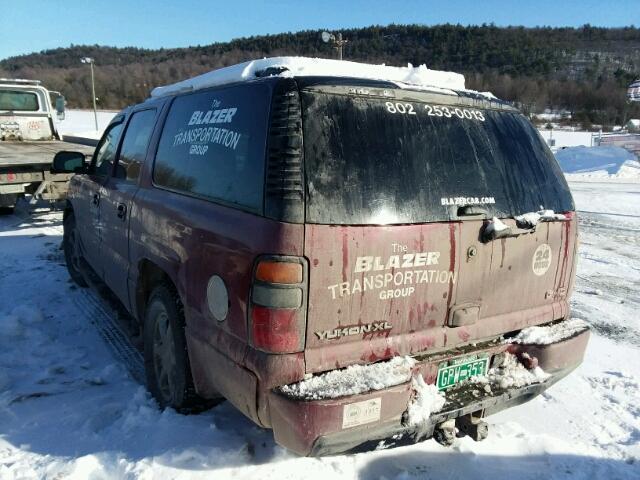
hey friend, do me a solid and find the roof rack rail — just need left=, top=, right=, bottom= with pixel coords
left=0, top=78, right=42, bottom=86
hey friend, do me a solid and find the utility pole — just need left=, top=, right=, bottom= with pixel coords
left=81, top=57, right=98, bottom=131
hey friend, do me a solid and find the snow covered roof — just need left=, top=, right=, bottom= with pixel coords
left=150, top=56, right=467, bottom=98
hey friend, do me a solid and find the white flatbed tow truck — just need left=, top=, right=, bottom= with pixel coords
left=0, top=78, right=94, bottom=210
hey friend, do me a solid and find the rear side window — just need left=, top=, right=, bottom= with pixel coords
left=153, top=83, right=270, bottom=212
left=115, top=109, right=157, bottom=183
left=0, top=90, right=39, bottom=111
left=302, top=92, right=574, bottom=224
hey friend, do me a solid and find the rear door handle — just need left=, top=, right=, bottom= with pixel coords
left=116, top=203, right=127, bottom=220
left=92, top=193, right=100, bottom=206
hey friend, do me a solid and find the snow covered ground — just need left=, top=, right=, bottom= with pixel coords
left=538, top=129, right=595, bottom=149
left=55, top=109, right=118, bottom=140
left=0, top=180, right=638, bottom=479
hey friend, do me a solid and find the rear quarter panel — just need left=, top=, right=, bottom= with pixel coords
left=128, top=186, right=304, bottom=362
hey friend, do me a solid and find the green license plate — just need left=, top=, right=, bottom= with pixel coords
left=436, top=355, right=490, bottom=390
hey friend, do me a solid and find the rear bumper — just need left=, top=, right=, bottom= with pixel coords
left=268, top=327, right=590, bottom=456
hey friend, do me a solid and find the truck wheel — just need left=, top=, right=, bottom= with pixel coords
left=0, top=194, right=18, bottom=213
left=144, top=283, right=203, bottom=412
left=63, top=212, right=88, bottom=287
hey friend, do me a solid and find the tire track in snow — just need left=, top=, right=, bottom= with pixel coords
left=72, top=289, right=145, bottom=384
left=37, top=215, right=146, bottom=385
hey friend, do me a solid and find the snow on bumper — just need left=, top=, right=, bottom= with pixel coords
left=269, top=322, right=590, bottom=456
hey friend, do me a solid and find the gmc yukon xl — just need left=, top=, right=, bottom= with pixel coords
left=54, top=57, right=590, bottom=456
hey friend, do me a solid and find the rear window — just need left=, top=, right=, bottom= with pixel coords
left=153, top=83, right=270, bottom=212
left=0, top=90, right=39, bottom=111
left=302, top=92, right=573, bottom=225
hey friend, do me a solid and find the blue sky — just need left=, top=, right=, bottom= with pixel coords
left=1, top=0, right=639, bottom=60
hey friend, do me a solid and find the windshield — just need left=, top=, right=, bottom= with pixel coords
left=0, top=90, right=39, bottom=111
left=302, top=91, right=573, bottom=225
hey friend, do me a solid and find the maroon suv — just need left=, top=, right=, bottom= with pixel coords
left=54, top=58, right=589, bottom=456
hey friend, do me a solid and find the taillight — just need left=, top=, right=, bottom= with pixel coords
left=249, top=256, right=307, bottom=353
left=255, top=261, right=303, bottom=284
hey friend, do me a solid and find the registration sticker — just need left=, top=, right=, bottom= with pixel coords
left=342, top=398, right=381, bottom=429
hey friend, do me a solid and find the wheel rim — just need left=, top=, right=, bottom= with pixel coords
left=152, top=309, right=177, bottom=404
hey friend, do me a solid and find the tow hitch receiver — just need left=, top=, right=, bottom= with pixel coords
left=456, top=412, right=489, bottom=442
left=433, top=419, right=457, bottom=446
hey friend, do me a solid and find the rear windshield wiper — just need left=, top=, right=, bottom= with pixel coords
left=514, top=209, right=567, bottom=229
left=482, top=209, right=568, bottom=243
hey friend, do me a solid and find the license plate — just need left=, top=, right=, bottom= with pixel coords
left=436, top=355, right=490, bottom=390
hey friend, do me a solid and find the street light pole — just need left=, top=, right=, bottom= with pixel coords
left=81, top=57, right=98, bottom=131
left=321, top=31, right=348, bottom=60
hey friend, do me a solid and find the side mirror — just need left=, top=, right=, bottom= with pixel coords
left=52, top=151, right=86, bottom=174
left=55, top=96, right=66, bottom=121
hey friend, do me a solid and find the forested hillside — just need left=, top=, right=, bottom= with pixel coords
left=2, top=24, right=639, bottom=128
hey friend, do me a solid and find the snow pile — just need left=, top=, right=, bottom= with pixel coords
left=556, top=146, right=640, bottom=179
left=151, top=56, right=467, bottom=97
left=278, top=356, right=416, bottom=400
left=474, top=353, right=549, bottom=390
left=509, top=319, right=590, bottom=346
left=515, top=209, right=566, bottom=228
left=406, top=375, right=446, bottom=427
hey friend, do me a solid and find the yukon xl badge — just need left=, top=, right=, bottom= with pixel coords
left=315, top=321, right=392, bottom=340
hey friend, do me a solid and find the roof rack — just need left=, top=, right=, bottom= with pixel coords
left=0, top=78, right=42, bottom=86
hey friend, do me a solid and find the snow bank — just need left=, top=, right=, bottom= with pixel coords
left=509, top=319, right=590, bottom=346
left=278, top=356, right=415, bottom=400
left=151, top=57, right=467, bottom=98
left=556, top=146, right=640, bottom=179
left=406, top=375, right=446, bottom=427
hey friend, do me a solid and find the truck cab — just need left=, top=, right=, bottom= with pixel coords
left=0, top=78, right=65, bottom=141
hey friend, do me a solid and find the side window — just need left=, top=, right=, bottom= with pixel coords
left=153, top=83, right=269, bottom=211
left=92, top=121, right=124, bottom=177
left=115, top=109, right=157, bottom=183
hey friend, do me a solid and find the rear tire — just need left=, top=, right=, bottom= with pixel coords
left=63, top=212, right=88, bottom=287
left=0, top=193, right=18, bottom=213
left=144, top=283, right=204, bottom=412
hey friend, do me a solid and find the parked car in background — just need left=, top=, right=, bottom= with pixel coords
left=55, top=57, right=589, bottom=456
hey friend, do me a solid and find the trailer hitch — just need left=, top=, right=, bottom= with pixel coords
left=456, top=412, right=489, bottom=442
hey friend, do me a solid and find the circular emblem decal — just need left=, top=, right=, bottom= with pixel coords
left=206, top=275, right=229, bottom=321
left=532, top=244, right=552, bottom=276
